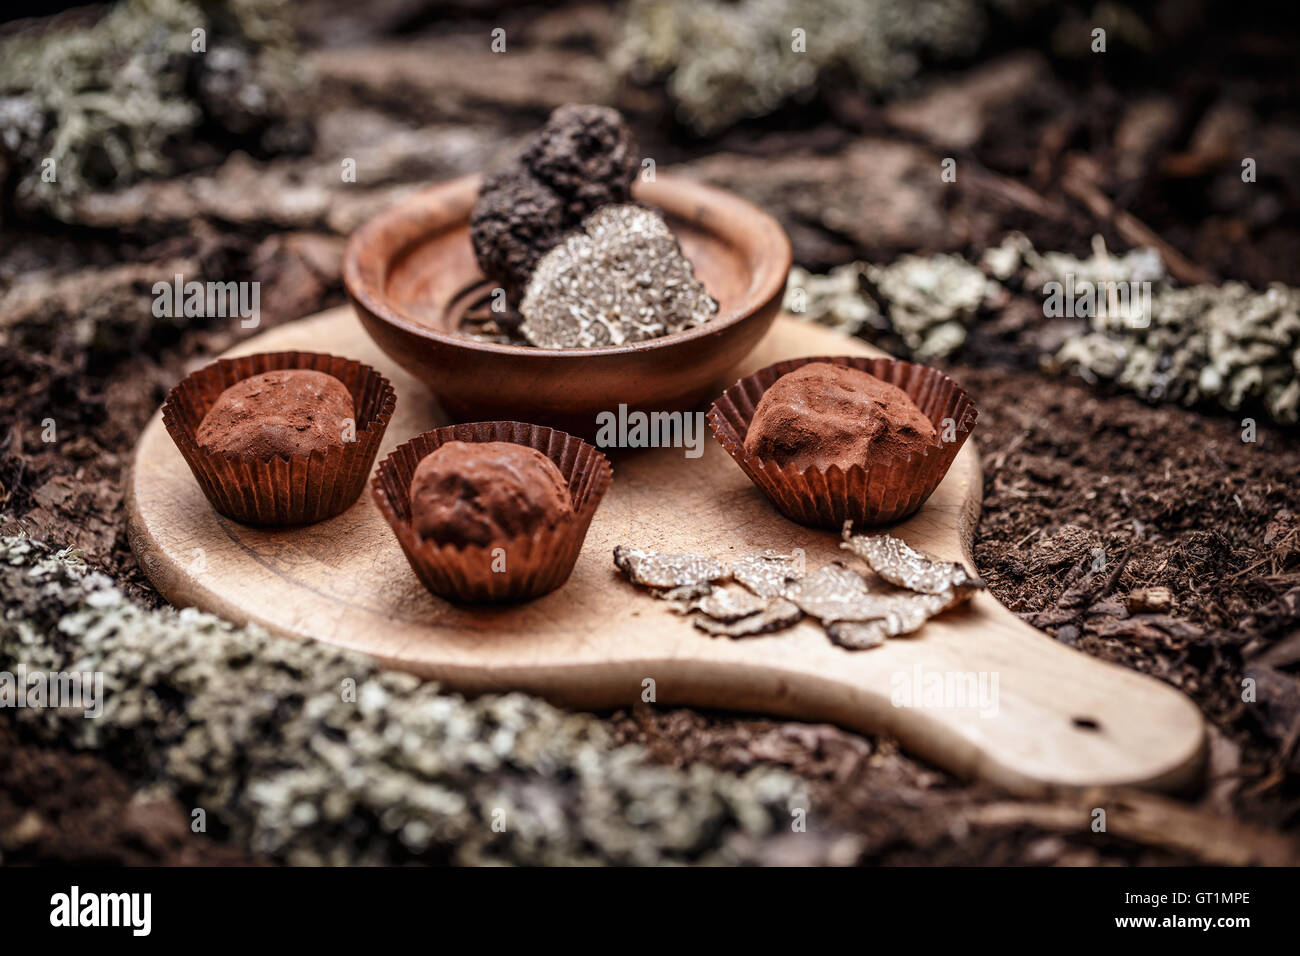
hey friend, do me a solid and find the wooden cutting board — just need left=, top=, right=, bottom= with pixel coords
left=127, top=306, right=1206, bottom=796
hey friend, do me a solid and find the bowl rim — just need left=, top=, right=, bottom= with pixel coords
left=343, top=171, right=793, bottom=360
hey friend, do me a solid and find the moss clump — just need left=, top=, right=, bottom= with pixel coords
left=615, top=0, right=1031, bottom=134
left=0, top=0, right=311, bottom=221
left=785, top=254, right=995, bottom=360
left=1036, top=258, right=1300, bottom=427
left=786, top=235, right=1300, bottom=426
left=1, top=536, right=817, bottom=865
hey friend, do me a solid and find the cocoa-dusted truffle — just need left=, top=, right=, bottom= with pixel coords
left=196, top=369, right=354, bottom=459
left=409, top=441, right=573, bottom=548
left=470, top=104, right=639, bottom=302
left=744, top=363, right=937, bottom=471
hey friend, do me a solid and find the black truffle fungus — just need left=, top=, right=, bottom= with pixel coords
left=469, top=104, right=640, bottom=303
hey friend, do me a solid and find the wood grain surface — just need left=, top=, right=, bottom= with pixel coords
left=127, top=307, right=1207, bottom=796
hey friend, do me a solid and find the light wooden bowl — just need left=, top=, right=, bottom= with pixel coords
left=343, top=173, right=792, bottom=436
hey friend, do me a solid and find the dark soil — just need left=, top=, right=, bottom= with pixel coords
left=964, top=367, right=1300, bottom=818
left=2, top=0, right=1298, bottom=865
left=610, top=364, right=1300, bottom=864
left=0, top=721, right=249, bottom=865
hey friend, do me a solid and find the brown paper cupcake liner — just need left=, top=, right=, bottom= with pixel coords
left=372, top=421, right=613, bottom=603
left=708, top=356, right=978, bottom=528
left=163, top=352, right=396, bottom=526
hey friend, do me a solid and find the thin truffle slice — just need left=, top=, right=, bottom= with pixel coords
left=693, top=585, right=770, bottom=622
left=613, top=546, right=728, bottom=591
left=786, top=541, right=981, bottom=642
left=786, top=562, right=896, bottom=623
left=824, top=621, right=888, bottom=650
left=822, top=590, right=968, bottom=647
left=693, top=599, right=802, bottom=637
left=832, top=587, right=967, bottom=639
left=612, top=532, right=981, bottom=650
left=840, top=523, right=983, bottom=594
left=731, top=550, right=805, bottom=599
left=660, top=583, right=715, bottom=603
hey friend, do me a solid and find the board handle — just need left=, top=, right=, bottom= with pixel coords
left=619, top=591, right=1209, bottom=796
left=862, top=592, right=1207, bottom=794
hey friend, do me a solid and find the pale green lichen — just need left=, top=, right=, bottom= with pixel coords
left=787, top=235, right=1300, bottom=425
left=1052, top=282, right=1300, bottom=422
left=1017, top=238, right=1300, bottom=425
left=783, top=264, right=882, bottom=338
left=616, top=0, right=1041, bottom=134
left=785, top=254, right=996, bottom=359
left=865, top=254, right=997, bottom=359
left=0, top=0, right=309, bottom=220
left=0, top=536, right=828, bottom=865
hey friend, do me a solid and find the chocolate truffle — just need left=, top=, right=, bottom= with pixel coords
left=197, top=369, right=354, bottom=459
left=409, top=441, right=573, bottom=548
left=470, top=104, right=639, bottom=303
left=743, top=363, right=937, bottom=471
left=519, top=204, right=717, bottom=348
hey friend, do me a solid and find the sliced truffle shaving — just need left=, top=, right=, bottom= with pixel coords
left=825, top=587, right=976, bottom=648
left=840, top=524, right=983, bottom=595
left=693, top=599, right=803, bottom=637
left=693, top=585, right=770, bottom=622
left=787, top=560, right=980, bottom=629
left=613, top=536, right=979, bottom=650
left=785, top=562, right=896, bottom=623
left=861, top=590, right=948, bottom=636
left=730, top=550, right=805, bottom=599
left=660, top=583, right=715, bottom=604
left=613, top=546, right=728, bottom=590
left=824, top=621, right=888, bottom=650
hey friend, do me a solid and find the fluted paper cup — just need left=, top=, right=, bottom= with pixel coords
left=162, top=351, right=396, bottom=526
left=372, top=421, right=613, bottom=603
left=708, top=356, right=978, bottom=528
